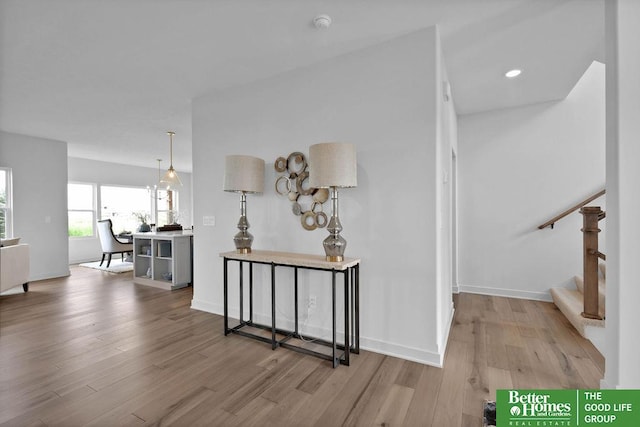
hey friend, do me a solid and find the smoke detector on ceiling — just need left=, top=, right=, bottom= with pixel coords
left=313, top=14, right=332, bottom=29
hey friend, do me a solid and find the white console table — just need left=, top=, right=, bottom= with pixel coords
left=133, top=231, right=193, bottom=290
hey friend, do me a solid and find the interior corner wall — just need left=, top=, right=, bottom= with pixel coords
left=67, top=157, right=193, bottom=264
left=435, top=28, right=458, bottom=357
left=191, top=27, right=447, bottom=365
left=0, top=130, right=70, bottom=280
left=604, top=0, right=640, bottom=389
left=457, top=61, right=605, bottom=301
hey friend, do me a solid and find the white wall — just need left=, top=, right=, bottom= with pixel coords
left=603, top=0, right=640, bottom=389
left=68, top=157, right=193, bottom=264
left=191, top=27, right=455, bottom=366
left=0, top=131, right=70, bottom=280
left=435, top=30, right=459, bottom=354
left=457, top=61, right=605, bottom=301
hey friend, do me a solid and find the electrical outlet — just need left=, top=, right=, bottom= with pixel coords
left=308, top=295, right=317, bottom=310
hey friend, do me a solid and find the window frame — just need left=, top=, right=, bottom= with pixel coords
left=67, top=182, right=97, bottom=239
left=0, top=167, right=13, bottom=239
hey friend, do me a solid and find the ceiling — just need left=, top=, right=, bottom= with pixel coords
left=0, top=0, right=604, bottom=173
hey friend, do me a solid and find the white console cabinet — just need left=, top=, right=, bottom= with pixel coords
left=133, top=231, right=193, bottom=290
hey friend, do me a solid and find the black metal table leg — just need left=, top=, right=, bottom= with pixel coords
left=344, top=269, right=350, bottom=366
left=239, top=261, right=244, bottom=323
left=271, top=263, right=277, bottom=350
left=294, top=267, right=299, bottom=335
left=350, top=267, right=355, bottom=352
left=332, top=269, right=337, bottom=368
left=354, top=263, right=360, bottom=353
left=223, top=257, right=229, bottom=335
left=249, top=262, right=253, bottom=323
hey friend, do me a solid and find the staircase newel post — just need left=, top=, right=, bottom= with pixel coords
left=580, top=206, right=603, bottom=320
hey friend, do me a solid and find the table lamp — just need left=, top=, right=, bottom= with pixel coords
left=223, top=155, right=265, bottom=253
left=309, top=142, right=357, bottom=262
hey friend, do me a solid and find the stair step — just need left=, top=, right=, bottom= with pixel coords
left=550, top=287, right=605, bottom=337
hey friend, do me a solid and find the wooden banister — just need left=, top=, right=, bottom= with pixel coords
left=581, top=206, right=604, bottom=320
left=587, top=249, right=606, bottom=260
left=538, top=189, right=605, bottom=229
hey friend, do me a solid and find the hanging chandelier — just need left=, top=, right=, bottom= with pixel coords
left=159, top=131, right=183, bottom=189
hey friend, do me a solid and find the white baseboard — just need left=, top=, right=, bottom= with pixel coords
left=360, top=336, right=443, bottom=368
left=438, top=302, right=455, bottom=365
left=30, top=269, right=71, bottom=282
left=191, top=298, right=222, bottom=315
left=457, top=283, right=553, bottom=302
left=70, top=257, right=101, bottom=265
left=190, top=298, right=445, bottom=368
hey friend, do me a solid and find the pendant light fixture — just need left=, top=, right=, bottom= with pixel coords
left=160, top=131, right=183, bottom=189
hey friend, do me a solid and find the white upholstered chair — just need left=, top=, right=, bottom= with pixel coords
left=97, top=219, right=133, bottom=268
left=0, top=242, right=30, bottom=293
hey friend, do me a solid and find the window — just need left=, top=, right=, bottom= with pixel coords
left=156, top=189, right=179, bottom=226
left=68, top=183, right=96, bottom=237
left=0, top=168, right=12, bottom=239
left=101, top=185, right=151, bottom=234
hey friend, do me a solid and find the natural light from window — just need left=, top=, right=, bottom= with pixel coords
left=68, top=183, right=95, bottom=237
left=101, top=186, right=151, bottom=234
left=157, top=189, right=179, bottom=226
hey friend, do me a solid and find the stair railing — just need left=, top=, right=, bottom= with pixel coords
left=538, top=189, right=606, bottom=320
left=580, top=207, right=605, bottom=320
left=537, top=189, right=605, bottom=229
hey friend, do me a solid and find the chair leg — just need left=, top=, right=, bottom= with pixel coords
left=99, top=253, right=106, bottom=266
left=106, top=254, right=112, bottom=268
left=23, top=283, right=29, bottom=292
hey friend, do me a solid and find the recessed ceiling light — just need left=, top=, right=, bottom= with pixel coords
left=505, top=69, right=522, bottom=78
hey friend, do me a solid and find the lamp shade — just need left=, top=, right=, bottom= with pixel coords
left=309, top=142, right=357, bottom=188
left=160, top=166, right=183, bottom=189
left=223, top=155, right=265, bottom=193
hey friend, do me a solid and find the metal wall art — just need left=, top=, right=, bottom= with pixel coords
left=274, top=152, right=329, bottom=231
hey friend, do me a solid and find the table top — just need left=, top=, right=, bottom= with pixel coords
left=220, top=249, right=360, bottom=271
left=133, top=230, right=194, bottom=238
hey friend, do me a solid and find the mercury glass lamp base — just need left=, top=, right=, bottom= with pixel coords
left=233, top=212, right=253, bottom=254
left=323, top=233, right=346, bottom=263
left=233, top=230, right=253, bottom=254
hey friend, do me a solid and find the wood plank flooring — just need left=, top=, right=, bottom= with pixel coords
left=0, top=267, right=604, bottom=426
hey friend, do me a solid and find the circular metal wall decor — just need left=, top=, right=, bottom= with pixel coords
left=274, top=151, right=328, bottom=230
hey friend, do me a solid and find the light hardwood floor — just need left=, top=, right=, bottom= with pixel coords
left=0, top=267, right=604, bottom=426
